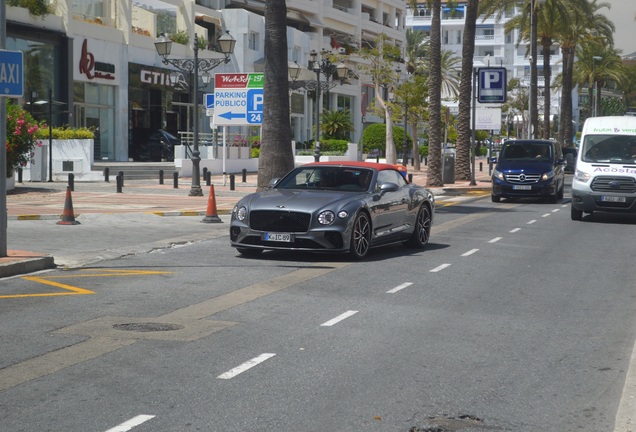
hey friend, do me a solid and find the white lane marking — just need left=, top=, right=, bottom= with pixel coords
left=510, top=228, right=521, bottom=233
left=430, top=264, right=451, bottom=273
left=462, top=249, right=479, bottom=257
left=217, top=353, right=276, bottom=379
left=387, top=282, right=413, bottom=294
left=321, top=310, right=359, bottom=327
left=542, top=213, right=551, bottom=218
left=105, top=415, right=155, bottom=432
left=489, top=237, right=502, bottom=243
left=561, top=204, right=568, bottom=208
left=614, top=339, right=636, bottom=432
left=552, top=209, right=559, bottom=213
left=527, top=220, right=537, bottom=224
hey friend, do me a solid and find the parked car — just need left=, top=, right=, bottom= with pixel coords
left=133, top=129, right=180, bottom=162
left=491, top=139, right=566, bottom=203
left=230, top=161, right=435, bottom=260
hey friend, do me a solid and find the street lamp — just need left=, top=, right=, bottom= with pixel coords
left=34, top=88, right=66, bottom=182
left=155, top=31, right=235, bottom=196
left=289, top=50, right=349, bottom=162
left=592, top=55, right=602, bottom=117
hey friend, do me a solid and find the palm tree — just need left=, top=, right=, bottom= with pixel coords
left=404, top=28, right=428, bottom=74
left=455, top=0, right=479, bottom=182
left=427, top=0, right=443, bottom=187
left=257, top=0, right=294, bottom=190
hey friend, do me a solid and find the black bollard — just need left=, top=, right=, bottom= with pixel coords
left=173, top=172, right=179, bottom=189
left=118, top=171, right=124, bottom=187
left=104, top=167, right=110, bottom=182
left=425, top=157, right=428, bottom=166
left=68, top=173, right=75, bottom=191
left=206, top=171, right=211, bottom=186
left=408, top=173, right=413, bottom=183
left=479, top=162, right=483, bottom=172
left=116, top=175, right=123, bottom=193
left=242, top=168, right=247, bottom=183
left=202, top=167, right=208, bottom=183
left=17, top=167, right=23, bottom=183
left=159, top=170, right=164, bottom=185
left=230, top=174, right=236, bottom=191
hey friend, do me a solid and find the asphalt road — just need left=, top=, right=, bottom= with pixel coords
left=1, top=190, right=635, bottom=432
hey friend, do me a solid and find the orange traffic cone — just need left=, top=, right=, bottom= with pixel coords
left=57, top=186, right=80, bottom=225
left=201, top=185, right=222, bottom=223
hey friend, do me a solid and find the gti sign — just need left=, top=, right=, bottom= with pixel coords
left=478, top=67, right=506, bottom=104
left=0, top=50, right=24, bottom=97
left=212, top=73, right=264, bottom=126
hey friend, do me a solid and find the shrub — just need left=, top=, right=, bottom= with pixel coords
left=35, top=126, right=95, bottom=140
left=251, top=148, right=260, bottom=158
left=318, top=139, right=349, bottom=154
left=361, top=123, right=412, bottom=153
left=419, top=146, right=429, bottom=158
left=5, top=100, right=44, bottom=176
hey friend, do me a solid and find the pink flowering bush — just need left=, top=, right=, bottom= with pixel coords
left=5, top=100, right=43, bottom=177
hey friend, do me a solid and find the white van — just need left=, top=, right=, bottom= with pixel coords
left=571, top=116, right=636, bottom=220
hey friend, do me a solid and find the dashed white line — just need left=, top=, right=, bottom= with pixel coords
left=510, top=228, right=521, bottom=233
left=217, top=353, right=276, bottom=379
left=552, top=209, right=559, bottom=213
left=488, top=237, right=502, bottom=243
left=321, top=310, right=359, bottom=327
left=430, top=264, right=451, bottom=273
left=542, top=213, right=551, bottom=218
left=527, top=220, right=537, bottom=224
left=387, top=282, right=413, bottom=294
left=105, top=415, right=155, bottom=432
left=462, top=249, right=479, bottom=257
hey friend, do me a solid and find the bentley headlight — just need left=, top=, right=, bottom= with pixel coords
left=541, top=170, right=555, bottom=181
left=574, top=169, right=591, bottom=183
left=318, top=210, right=336, bottom=225
left=235, top=206, right=247, bottom=221
left=492, top=168, right=504, bottom=181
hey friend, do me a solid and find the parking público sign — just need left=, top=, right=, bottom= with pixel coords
left=212, top=73, right=264, bottom=126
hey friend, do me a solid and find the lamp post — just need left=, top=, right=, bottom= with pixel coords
left=394, top=67, right=410, bottom=167
left=34, top=88, right=66, bottom=182
left=592, top=55, right=602, bottom=117
left=289, top=50, right=349, bottom=162
left=155, top=31, right=235, bottom=196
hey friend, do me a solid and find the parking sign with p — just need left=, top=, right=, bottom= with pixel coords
left=478, top=67, right=506, bottom=104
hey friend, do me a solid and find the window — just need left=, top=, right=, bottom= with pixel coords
left=456, top=30, right=462, bottom=44
left=443, top=30, right=449, bottom=45
left=248, top=32, right=259, bottom=51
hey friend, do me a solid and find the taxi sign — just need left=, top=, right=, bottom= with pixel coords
left=0, top=50, right=24, bottom=97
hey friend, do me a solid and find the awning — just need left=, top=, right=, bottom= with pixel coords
left=304, top=14, right=324, bottom=28
left=195, top=13, right=222, bottom=26
left=287, top=9, right=309, bottom=24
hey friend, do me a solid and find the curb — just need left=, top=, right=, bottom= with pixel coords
left=0, top=256, right=56, bottom=279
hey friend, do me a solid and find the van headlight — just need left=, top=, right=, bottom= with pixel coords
left=574, top=169, right=591, bottom=183
left=492, top=168, right=504, bottom=181
left=541, top=170, right=555, bottom=181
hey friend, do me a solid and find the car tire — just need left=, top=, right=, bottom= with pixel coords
left=571, top=205, right=583, bottom=221
left=407, top=204, right=432, bottom=248
left=349, top=212, right=371, bottom=260
left=237, top=248, right=263, bottom=256
left=491, top=195, right=501, bottom=203
left=547, top=193, right=558, bottom=204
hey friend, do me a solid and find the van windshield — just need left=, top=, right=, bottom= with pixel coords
left=582, top=134, right=636, bottom=163
left=500, top=142, right=552, bottom=161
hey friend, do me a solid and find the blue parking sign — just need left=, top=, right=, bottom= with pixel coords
left=0, top=50, right=24, bottom=97
left=478, top=67, right=506, bottom=104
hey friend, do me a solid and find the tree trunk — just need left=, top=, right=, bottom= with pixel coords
left=257, top=0, right=294, bottom=191
left=411, top=121, right=420, bottom=171
left=542, top=40, right=551, bottom=139
left=427, top=0, right=443, bottom=187
left=558, top=45, right=575, bottom=146
left=455, top=0, right=478, bottom=181
left=530, top=5, right=539, bottom=139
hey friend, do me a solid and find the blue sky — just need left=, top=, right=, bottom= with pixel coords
left=601, top=2, right=636, bottom=55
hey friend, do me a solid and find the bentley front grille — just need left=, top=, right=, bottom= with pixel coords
left=250, top=210, right=311, bottom=233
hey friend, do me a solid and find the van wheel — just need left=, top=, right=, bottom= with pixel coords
left=571, top=205, right=583, bottom=221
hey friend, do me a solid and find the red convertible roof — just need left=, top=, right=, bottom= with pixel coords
left=303, top=161, right=404, bottom=171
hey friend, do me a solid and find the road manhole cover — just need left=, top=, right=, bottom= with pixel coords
left=113, top=323, right=184, bottom=332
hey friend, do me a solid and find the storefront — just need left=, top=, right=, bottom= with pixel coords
left=73, top=38, right=119, bottom=161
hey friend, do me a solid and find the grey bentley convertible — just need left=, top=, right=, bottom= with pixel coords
left=230, top=161, right=435, bottom=260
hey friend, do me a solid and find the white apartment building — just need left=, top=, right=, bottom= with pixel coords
left=406, top=2, right=565, bottom=136
left=6, top=0, right=406, bottom=162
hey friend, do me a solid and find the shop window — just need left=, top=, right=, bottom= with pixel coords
left=248, top=32, right=259, bottom=51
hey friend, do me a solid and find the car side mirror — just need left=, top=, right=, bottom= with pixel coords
left=379, top=182, right=399, bottom=193
left=490, top=156, right=498, bottom=164
left=269, top=178, right=280, bottom=188
left=556, top=158, right=566, bottom=166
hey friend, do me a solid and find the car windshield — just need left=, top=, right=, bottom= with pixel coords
left=581, top=134, right=636, bottom=163
left=276, top=166, right=374, bottom=192
left=500, top=142, right=552, bottom=161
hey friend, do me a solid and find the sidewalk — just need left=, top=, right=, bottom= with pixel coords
left=1, top=159, right=493, bottom=278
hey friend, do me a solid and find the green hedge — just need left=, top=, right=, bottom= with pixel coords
left=35, top=127, right=95, bottom=140
left=361, top=124, right=412, bottom=153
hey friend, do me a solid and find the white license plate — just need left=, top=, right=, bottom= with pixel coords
left=513, top=185, right=532, bottom=190
left=263, top=233, right=292, bottom=242
left=601, top=196, right=626, bottom=203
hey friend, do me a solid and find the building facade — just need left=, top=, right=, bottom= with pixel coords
left=6, top=0, right=407, bottom=163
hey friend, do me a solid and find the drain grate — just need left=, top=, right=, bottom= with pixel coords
left=113, top=323, right=184, bottom=332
